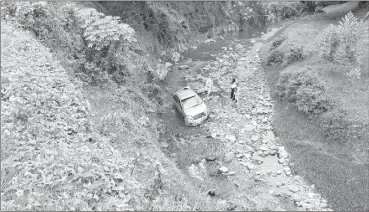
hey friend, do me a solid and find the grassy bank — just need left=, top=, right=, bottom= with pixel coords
left=260, top=8, right=369, bottom=211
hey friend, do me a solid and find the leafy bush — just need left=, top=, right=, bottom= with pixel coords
left=1, top=2, right=85, bottom=61
left=284, top=44, right=306, bottom=65
left=276, top=67, right=333, bottom=115
left=267, top=49, right=285, bottom=66
left=2, top=2, right=155, bottom=85
left=263, top=35, right=308, bottom=66
left=270, top=35, right=287, bottom=50
left=320, top=12, right=368, bottom=75
left=267, top=1, right=303, bottom=20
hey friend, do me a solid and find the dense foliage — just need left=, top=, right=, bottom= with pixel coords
left=320, top=12, right=369, bottom=78
left=276, top=67, right=333, bottom=116
left=1, top=2, right=157, bottom=85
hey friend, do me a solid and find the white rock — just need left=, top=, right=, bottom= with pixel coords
left=263, top=131, right=275, bottom=141
left=224, top=152, right=236, bottom=163
left=307, top=193, right=315, bottom=198
left=165, top=62, right=173, bottom=68
left=246, top=163, right=255, bottom=170
left=179, top=65, right=189, bottom=70
left=218, top=166, right=229, bottom=173
left=251, top=135, right=259, bottom=141
left=287, top=185, right=300, bottom=193
left=229, top=171, right=236, bottom=175
left=225, top=135, right=236, bottom=142
left=278, top=150, right=289, bottom=159
left=259, top=146, right=268, bottom=151
left=211, top=133, right=217, bottom=138
left=172, top=52, right=181, bottom=63
left=292, top=194, right=302, bottom=202
left=278, top=158, right=285, bottom=164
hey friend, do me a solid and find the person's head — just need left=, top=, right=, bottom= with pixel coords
left=232, top=78, right=237, bottom=84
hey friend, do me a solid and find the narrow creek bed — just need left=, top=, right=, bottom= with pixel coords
left=157, top=22, right=331, bottom=211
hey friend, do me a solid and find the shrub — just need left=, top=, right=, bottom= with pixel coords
left=270, top=35, right=287, bottom=50
left=319, top=109, right=350, bottom=142
left=1, top=2, right=85, bottom=61
left=319, top=108, right=369, bottom=147
left=267, top=1, right=303, bottom=20
left=2, top=2, right=154, bottom=85
left=284, top=44, right=306, bottom=65
left=264, top=36, right=308, bottom=66
left=267, top=49, right=285, bottom=66
left=276, top=67, right=333, bottom=115
left=320, top=12, right=368, bottom=77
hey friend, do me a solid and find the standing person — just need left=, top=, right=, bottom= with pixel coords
left=205, top=77, right=213, bottom=99
left=230, top=78, right=238, bottom=102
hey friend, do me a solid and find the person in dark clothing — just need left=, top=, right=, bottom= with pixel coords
left=230, top=78, right=238, bottom=102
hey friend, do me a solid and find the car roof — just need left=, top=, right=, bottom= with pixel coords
left=175, top=87, right=197, bottom=100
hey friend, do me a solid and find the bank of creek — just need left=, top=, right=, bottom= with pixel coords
left=157, top=22, right=332, bottom=211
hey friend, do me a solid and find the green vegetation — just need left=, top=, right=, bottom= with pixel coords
left=3, top=1, right=302, bottom=211
left=276, top=66, right=333, bottom=116
left=0, top=1, right=212, bottom=210
left=260, top=8, right=369, bottom=211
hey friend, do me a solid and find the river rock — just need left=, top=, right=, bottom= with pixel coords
left=307, top=193, right=315, bottom=198
left=218, top=166, right=229, bottom=173
left=268, top=149, right=276, bottom=155
left=245, top=163, right=255, bottom=170
left=251, top=135, right=259, bottom=141
left=225, top=135, right=236, bottom=142
left=253, top=155, right=264, bottom=164
left=259, top=146, right=268, bottom=151
left=320, top=202, right=328, bottom=208
left=206, top=155, right=216, bottom=161
left=278, top=150, right=289, bottom=159
left=211, top=132, right=217, bottom=138
left=287, top=185, right=300, bottom=193
left=263, top=131, right=275, bottom=141
left=179, top=65, right=189, bottom=70
left=243, top=145, right=254, bottom=153
left=188, top=164, right=206, bottom=181
left=292, top=194, right=302, bottom=202
left=244, top=153, right=251, bottom=159
left=229, top=171, right=236, bottom=175
left=161, top=141, right=169, bottom=148
left=274, top=190, right=282, bottom=197
left=172, top=52, right=181, bottom=63
left=224, top=152, right=236, bottom=163
left=278, top=158, right=285, bottom=164
left=165, top=62, right=172, bottom=68
left=243, top=125, right=254, bottom=132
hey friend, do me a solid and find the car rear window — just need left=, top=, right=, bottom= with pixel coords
left=182, top=95, right=202, bottom=109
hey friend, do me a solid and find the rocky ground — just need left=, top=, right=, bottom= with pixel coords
left=158, top=28, right=334, bottom=211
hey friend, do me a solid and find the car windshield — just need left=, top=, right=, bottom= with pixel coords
left=182, top=95, right=202, bottom=109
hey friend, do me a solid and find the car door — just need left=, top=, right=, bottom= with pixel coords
left=173, top=94, right=184, bottom=116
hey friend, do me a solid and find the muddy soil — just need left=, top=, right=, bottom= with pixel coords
left=157, top=22, right=332, bottom=211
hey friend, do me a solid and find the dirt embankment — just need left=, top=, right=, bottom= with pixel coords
left=258, top=8, right=369, bottom=211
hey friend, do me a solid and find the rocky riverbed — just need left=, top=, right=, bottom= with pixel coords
left=158, top=27, right=332, bottom=211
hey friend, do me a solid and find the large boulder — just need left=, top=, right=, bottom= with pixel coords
left=172, top=52, right=181, bottom=63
